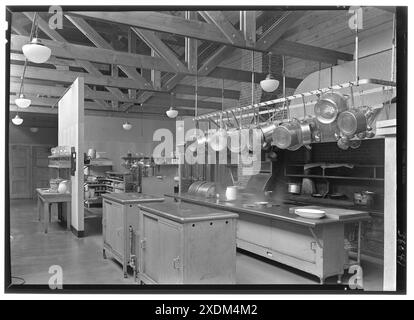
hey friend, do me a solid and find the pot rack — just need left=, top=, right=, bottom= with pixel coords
left=195, top=10, right=397, bottom=127
left=193, top=78, right=396, bottom=125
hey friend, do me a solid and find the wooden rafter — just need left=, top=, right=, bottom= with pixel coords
left=23, top=12, right=109, bottom=108
left=9, top=79, right=226, bottom=111
left=198, top=11, right=245, bottom=46
left=68, top=11, right=353, bottom=63
left=131, top=28, right=189, bottom=73
left=65, top=15, right=152, bottom=91
left=69, top=11, right=248, bottom=48
left=255, top=11, right=307, bottom=51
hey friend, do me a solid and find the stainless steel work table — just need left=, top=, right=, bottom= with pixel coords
left=165, top=193, right=371, bottom=284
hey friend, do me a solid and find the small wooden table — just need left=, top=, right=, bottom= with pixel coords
left=36, top=188, right=71, bottom=233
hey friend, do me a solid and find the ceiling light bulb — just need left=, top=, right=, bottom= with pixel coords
left=22, top=38, right=51, bottom=64
left=260, top=74, right=280, bottom=92
left=12, top=115, right=23, bottom=125
left=122, top=121, right=132, bottom=130
left=166, top=107, right=178, bottom=118
left=15, top=94, right=31, bottom=108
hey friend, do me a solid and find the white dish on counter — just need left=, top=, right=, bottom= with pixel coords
left=294, top=208, right=326, bottom=219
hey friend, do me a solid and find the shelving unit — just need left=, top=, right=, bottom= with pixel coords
left=285, top=164, right=384, bottom=182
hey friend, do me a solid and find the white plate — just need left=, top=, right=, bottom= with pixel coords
left=294, top=208, right=326, bottom=219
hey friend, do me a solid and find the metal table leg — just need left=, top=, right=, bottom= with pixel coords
left=357, top=221, right=362, bottom=265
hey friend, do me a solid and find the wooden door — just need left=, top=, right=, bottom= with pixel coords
left=9, top=145, right=32, bottom=199
left=158, top=220, right=182, bottom=284
left=140, top=212, right=160, bottom=282
left=32, top=145, right=52, bottom=198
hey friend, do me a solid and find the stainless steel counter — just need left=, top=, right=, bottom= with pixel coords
left=165, top=193, right=370, bottom=228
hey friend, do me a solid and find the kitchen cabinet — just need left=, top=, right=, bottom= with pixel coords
left=102, top=193, right=164, bottom=278
left=138, top=202, right=238, bottom=284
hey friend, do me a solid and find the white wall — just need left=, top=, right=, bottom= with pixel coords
left=84, top=115, right=176, bottom=171
left=58, top=77, right=84, bottom=234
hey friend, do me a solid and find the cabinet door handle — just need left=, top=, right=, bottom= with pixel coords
left=310, top=241, right=317, bottom=252
left=173, top=257, right=181, bottom=269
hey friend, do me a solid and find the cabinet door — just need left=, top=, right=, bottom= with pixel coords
left=102, top=200, right=111, bottom=246
left=140, top=212, right=160, bottom=282
left=237, top=214, right=272, bottom=249
left=270, top=220, right=317, bottom=263
left=104, top=199, right=124, bottom=257
left=158, top=220, right=182, bottom=284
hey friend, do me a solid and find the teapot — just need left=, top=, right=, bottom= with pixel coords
left=58, top=180, right=70, bottom=194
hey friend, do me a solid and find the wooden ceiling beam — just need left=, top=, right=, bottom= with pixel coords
left=131, top=28, right=189, bottom=74
left=10, top=81, right=240, bottom=106
left=69, top=11, right=249, bottom=48
left=270, top=39, right=353, bottom=63
left=11, top=35, right=176, bottom=73
left=174, top=84, right=240, bottom=100
left=198, top=11, right=246, bottom=46
left=23, top=12, right=110, bottom=107
left=255, top=11, right=307, bottom=51
left=65, top=15, right=152, bottom=91
left=10, top=64, right=163, bottom=92
left=68, top=11, right=352, bottom=63
left=9, top=104, right=196, bottom=118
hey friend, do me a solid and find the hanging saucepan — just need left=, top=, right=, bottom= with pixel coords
left=209, top=127, right=228, bottom=152
left=247, top=125, right=264, bottom=151
left=337, top=108, right=368, bottom=138
left=314, top=92, right=348, bottom=124
left=260, top=122, right=278, bottom=151
left=272, top=120, right=302, bottom=150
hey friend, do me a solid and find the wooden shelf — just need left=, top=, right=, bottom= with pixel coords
left=48, top=164, right=71, bottom=169
left=285, top=163, right=384, bottom=182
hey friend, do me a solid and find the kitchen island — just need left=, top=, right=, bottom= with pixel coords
left=166, top=193, right=371, bottom=284
left=102, top=192, right=165, bottom=278
left=137, top=201, right=238, bottom=284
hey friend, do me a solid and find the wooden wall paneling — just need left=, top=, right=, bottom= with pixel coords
left=9, top=145, right=32, bottom=199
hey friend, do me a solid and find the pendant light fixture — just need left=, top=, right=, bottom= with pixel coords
left=22, top=13, right=51, bottom=64
left=12, top=114, right=23, bottom=125
left=122, top=120, right=132, bottom=130
left=260, top=52, right=279, bottom=93
left=166, top=92, right=178, bottom=118
left=15, top=93, right=31, bottom=108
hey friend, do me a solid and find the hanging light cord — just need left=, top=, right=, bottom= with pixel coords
left=195, top=70, right=198, bottom=117
left=18, top=12, right=39, bottom=97
left=282, top=55, right=289, bottom=120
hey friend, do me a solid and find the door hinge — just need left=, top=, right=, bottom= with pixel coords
left=140, top=239, right=146, bottom=249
